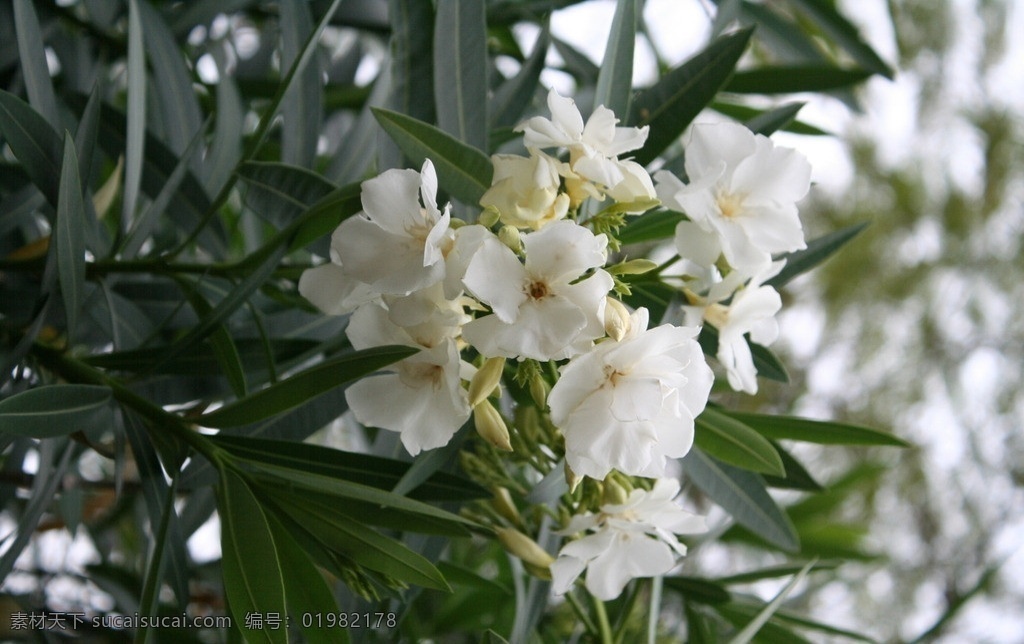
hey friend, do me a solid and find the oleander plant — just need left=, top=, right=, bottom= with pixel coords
left=0, top=1, right=905, bottom=642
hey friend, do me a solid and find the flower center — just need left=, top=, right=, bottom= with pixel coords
left=703, top=303, right=730, bottom=329
left=716, top=191, right=745, bottom=219
left=602, top=364, right=628, bottom=386
left=527, top=280, right=550, bottom=300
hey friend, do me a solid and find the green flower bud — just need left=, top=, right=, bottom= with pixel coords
left=475, top=399, right=512, bottom=451
left=498, top=225, right=523, bottom=253
left=496, top=527, right=555, bottom=569
left=468, top=356, right=506, bottom=407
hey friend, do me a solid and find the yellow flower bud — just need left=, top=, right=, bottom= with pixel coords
left=529, top=375, right=549, bottom=408
left=495, top=528, right=555, bottom=569
left=603, top=297, right=631, bottom=341
left=491, top=487, right=521, bottom=525
left=565, top=461, right=582, bottom=494
left=608, top=258, right=659, bottom=275
left=498, top=225, right=522, bottom=253
left=602, top=477, right=629, bottom=506
left=474, top=399, right=512, bottom=451
left=478, top=207, right=500, bottom=228
left=468, top=357, right=506, bottom=408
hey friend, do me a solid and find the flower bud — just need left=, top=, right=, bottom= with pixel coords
left=565, top=461, right=582, bottom=494
left=498, top=225, right=522, bottom=253
left=529, top=375, right=549, bottom=408
left=491, top=487, right=521, bottom=525
left=608, top=258, right=659, bottom=275
left=495, top=528, right=555, bottom=569
left=468, top=357, right=506, bottom=408
left=603, top=297, right=631, bottom=341
left=478, top=207, right=500, bottom=228
left=474, top=399, right=512, bottom=451
left=602, top=477, right=629, bottom=506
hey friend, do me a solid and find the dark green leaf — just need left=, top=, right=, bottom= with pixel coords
left=622, top=280, right=679, bottom=324
left=768, top=223, right=868, bottom=288
left=373, top=108, right=494, bottom=204
left=84, top=338, right=318, bottom=375
left=724, top=562, right=816, bottom=644
left=210, top=434, right=487, bottom=502
left=238, top=161, right=337, bottom=227
left=698, top=325, right=790, bottom=383
left=203, top=59, right=243, bottom=194
left=551, top=37, right=599, bottom=85
left=681, top=448, right=799, bottom=552
left=594, top=0, right=636, bottom=117
left=0, top=385, right=111, bottom=439
left=725, top=66, right=873, bottom=94
left=280, top=0, right=322, bottom=168
left=744, top=102, right=806, bottom=136
left=713, top=101, right=830, bottom=135
left=725, top=412, right=909, bottom=447
left=218, top=469, right=288, bottom=644
left=56, top=136, right=87, bottom=339
left=663, top=576, right=732, bottom=604
left=391, top=422, right=472, bottom=498
left=762, top=442, right=824, bottom=491
left=715, top=560, right=840, bottom=585
left=695, top=408, right=785, bottom=476
left=617, top=209, right=684, bottom=245
left=390, top=0, right=436, bottom=125
left=73, top=78, right=105, bottom=198
left=630, top=28, right=753, bottom=166
left=13, top=0, right=59, bottom=127
left=0, top=89, right=62, bottom=205
left=491, top=24, right=549, bottom=130
left=786, top=0, right=894, bottom=78
left=123, top=0, right=146, bottom=226
left=176, top=277, right=248, bottom=398
left=288, top=181, right=363, bottom=251
left=434, top=0, right=488, bottom=152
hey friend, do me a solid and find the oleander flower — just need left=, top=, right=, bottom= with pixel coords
left=480, top=152, right=570, bottom=230
left=461, top=220, right=613, bottom=361
left=550, top=478, right=707, bottom=600
left=548, top=308, right=713, bottom=480
left=656, top=122, right=811, bottom=271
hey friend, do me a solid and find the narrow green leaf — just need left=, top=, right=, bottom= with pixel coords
left=176, top=277, right=248, bottom=399
left=0, top=89, right=62, bottom=205
left=209, top=434, right=488, bottom=502
left=552, top=37, right=599, bottom=85
left=218, top=469, right=288, bottom=644
left=630, top=28, right=753, bottom=166
left=280, top=0, right=322, bottom=168
left=481, top=629, right=511, bottom=644
left=681, top=448, right=799, bottom=552
left=324, top=67, right=393, bottom=184
left=203, top=55, right=243, bottom=194
left=390, top=0, right=436, bottom=124
left=725, top=66, right=873, bottom=94
left=198, top=346, right=417, bottom=428
left=137, top=470, right=180, bottom=642
left=434, top=0, right=488, bottom=152
left=238, top=161, right=337, bottom=227
left=698, top=325, right=790, bottom=383
left=288, top=181, right=363, bottom=251
left=56, top=135, right=87, bottom=339
left=13, top=0, right=59, bottom=128
left=762, top=442, right=824, bottom=491
left=786, top=0, right=894, bottom=78
left=617, top=209, right=684, bottom=245
left=373, top=108, right=493, bottom=204
left=727, top=560, right=817, bottom=644
left=769, top=606, right=879, bottom=642
left=767, top=223, right=868, bottom=288
left=695, top=408, right=786, bottom=476
left=0, top=385, right=112, bottom=439
left=594, top=0, right=636, bottom=117
left=744, top=102, right=806, bottom=136
left=712, top=0, right=743, bottom=38
left=622, top=280, right=679, bottom=324
left=663, top=576, right=732, bottom=604
left=715, top=560, right=840, bottom=585
left=391, top=422, right=471, bottom=498
left=73, top=78, right=105, bottom=198
left=724, top=412, right=909, bottom=447
left=491, top=24, right=549, bottom=130
left=717, top=602, right=815, bottom=644
left=123, top=0, right=146, bottom=228
left=85, top=338, right=318, bottom=375
left=712, top=101, right=830, bottom=135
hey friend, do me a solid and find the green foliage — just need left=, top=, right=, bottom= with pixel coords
left=0, top=1, right=898, bottom=641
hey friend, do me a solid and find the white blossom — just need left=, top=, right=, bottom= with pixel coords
left=550, top=478, right=707, bottom=600
left=462, top=220, right=613, bottom=361
left=548, top=308, right=713, bottom=480
left=656, top=122, right=811, bottom=271
left=480, top=152, right=570, bottom=230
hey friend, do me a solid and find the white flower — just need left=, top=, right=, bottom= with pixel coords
left=548, top=308, right=713, bottom=480
left=682, top=263, right=784, bottom=394
left=550, top=478, right=707, bottom=600
left=656, top=122, right=811, bottom=271
left=462, top=220, right=613, bottom=361
left=480, top=152, right=570, bottom=230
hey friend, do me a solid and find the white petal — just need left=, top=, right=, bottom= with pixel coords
left=684, top=122, right=756, bottom=182
left=550, top=556, right=587, bottom=595
left=523, top=220, right=608, bottom=283
left=462, top=238, right=528, bottom=323
left=585, top=534, right=677, bottom=600
left=359, top=166, right=424, bottom=235
left=298, top=263, right=372, bottom=315
left=674, top=220, right=722, bottom=268
left=729, top=136, right=811, bottom=204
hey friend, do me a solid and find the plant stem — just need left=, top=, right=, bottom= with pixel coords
left=592, top=592, right=614, bottom=644
left=565, top=591, right=600, bottom=640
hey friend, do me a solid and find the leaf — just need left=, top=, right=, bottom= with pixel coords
left=84, top=338, right=318, bottom=375
left=280, top=0, right=322, bottom=168
left=198, top=346, right=417, bottom=428
left=56, top=136, right=87, bottom=340
left=390, top=422, right=472, bottom=498
left=0, top=385, right=111, bottom=439
left=622, top=280, right=679, bottom=325
left=727, top=560, right=816, bottom=644
left=434, top=0, right=488, bottom=152
left=681, top=448, right=799, bottom=552
left=695, top=408, right=786, bottom=476
left=288, top=181, right=363, bottom=251
left=218, top=469, right=288, bottom=644
left=713, top=101, right=830, bottom=135
left=630, top=28, right=753, bottom=166
left=324, top=67, right=393, bottom=184
left=238, top=161, right=337, bottom=227
left=373, top=108, right=494, bottom=205
left=594, top=0, right=636, bottom=117
left=123, top=0, right=146, bottom=227
left=0, top=89, right=62, bottom=205
left=203, top=56, right=243, bottom=194
left=74, top=78, right=106, bottom=204
left=13, top=0, right=59, bottom=128
left=175, top=276, right=248, bottom=398
left=786, top=0, right=894, bottom=78
left=209, top=434, right=488, bottom=502
left=725, top=66, right=873, bottom=94
left=490, top=23, right=549, bottom=130
left=761, top=442, right=824, bottom=491
left=698, top=325, right=790, bottom=383
left=725, top=412, right=909, bottom=447
left=390, top=0, right=436, bottom=125
left=744, top=102, right=807, bottom=136
left=551, top=37, right=599, bottom=85
left=617, top=209, right=684, bottom=245
left=663, top=576, right=733, bottom=604
left=767, top=223, right=868, bottom=288
left=715, top=560, right=839, bottom=585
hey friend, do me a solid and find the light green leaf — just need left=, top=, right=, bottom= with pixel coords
left=373, top=108, right=493, bottom=204
left=56, top=135, right=87, bottom=340
left=786, top=0, right=894, bottom=78
left=0, top=89, right=62, bottom=205
left=725, top=412, right=909, bottom=447
left=0, top=385, right=112, bottom=439
left=768, top=223, right=868, bottom=288
left=280, top=0, right=322, bottom=168
left=198, top=346, right=417, bottom=428
left=434, top=0, right=488, bottom=152
left=594, top=0, right=636, bottom=117
left=727, top=560, right=817, bottom=644
left=617, top=209, right=684, bottom=245
left=695, top=408, right=785, bottom=476
left=491, top=23, right=549, bottom=130
left=630, top=28, right=752, bottom=166
left=681, top=448, right=799, bottom=552
left=725, top=65, right=873, bottom=94
left=123, top=0, right=146, bottom=228
left=552, top=37, right=599, bottom=85
left=14, top=0, right=59, bottom=128
left=218, top=469, right=288, bottom=644
left=238, top=161, right=337, bottom=227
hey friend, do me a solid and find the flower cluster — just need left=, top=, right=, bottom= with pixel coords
left=300, top=90, right=813, bottom=599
